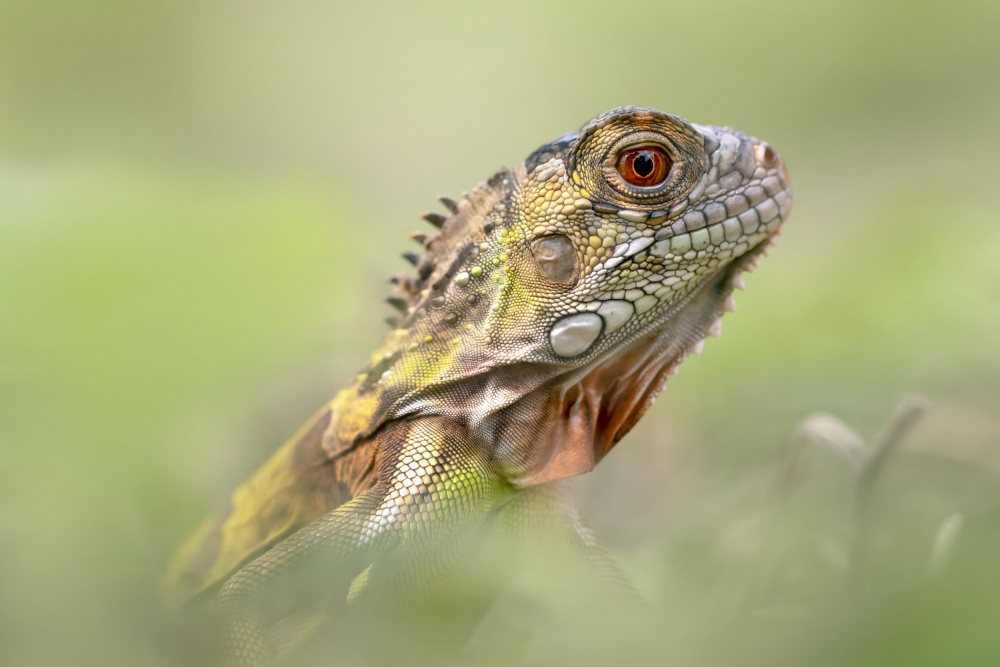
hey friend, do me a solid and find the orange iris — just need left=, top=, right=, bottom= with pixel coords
left=615, top=145, right=671, bottom=187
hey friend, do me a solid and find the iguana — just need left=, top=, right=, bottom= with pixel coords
left=163, top=106, right=792, bottom=665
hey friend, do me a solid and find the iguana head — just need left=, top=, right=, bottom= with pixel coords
left=353, top=106, right=791, bottom=481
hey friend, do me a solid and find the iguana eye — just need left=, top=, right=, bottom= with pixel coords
left=615, top=145, right=671, bottom=188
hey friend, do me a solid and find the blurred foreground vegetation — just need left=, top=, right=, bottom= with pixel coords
left=1, top=1, right=999, bottom=665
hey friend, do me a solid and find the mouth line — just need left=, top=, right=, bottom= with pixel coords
left=598, top=183, right=791, bottom=273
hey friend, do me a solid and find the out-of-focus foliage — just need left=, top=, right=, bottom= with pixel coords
left=1, top=1, right=999, bottom=665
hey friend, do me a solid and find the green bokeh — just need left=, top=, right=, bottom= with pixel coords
left=2, top=1, right=999, bottom=665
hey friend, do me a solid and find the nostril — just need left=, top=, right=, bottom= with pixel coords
left=758, top=143, right=780, bottom=169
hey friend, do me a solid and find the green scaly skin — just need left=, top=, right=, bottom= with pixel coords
left=163, top=106, right=793, bottom=665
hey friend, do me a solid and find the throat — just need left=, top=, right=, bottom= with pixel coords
left=492, top=255, right=747, bottom=488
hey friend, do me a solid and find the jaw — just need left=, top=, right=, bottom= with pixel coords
left=653, top=231, right=778, bottom=362
left=501, top=233, right=779, bottom=487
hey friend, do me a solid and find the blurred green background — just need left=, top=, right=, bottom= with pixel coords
left=2, top=1, right=1000, bottom=665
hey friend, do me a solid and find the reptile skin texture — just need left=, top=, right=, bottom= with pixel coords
left=163, top=107, right=793, bottom=665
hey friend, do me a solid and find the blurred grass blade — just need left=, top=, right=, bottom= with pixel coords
left=928, top=513, right=964, bottom=577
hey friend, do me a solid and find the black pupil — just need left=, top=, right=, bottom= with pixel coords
left=633, top=152, right=655, bottom=178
